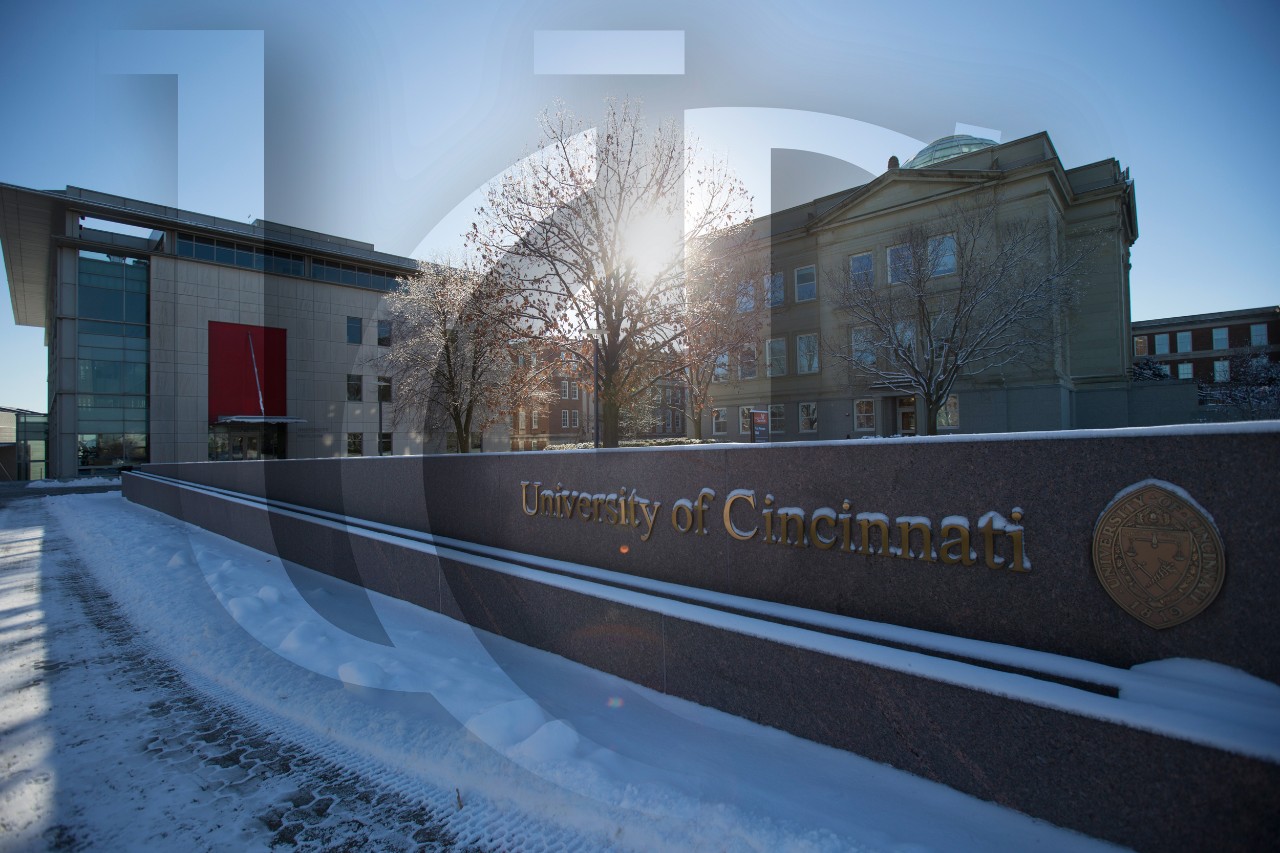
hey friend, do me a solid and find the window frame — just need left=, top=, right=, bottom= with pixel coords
left=1212, top=327, right=1228, bottom=350
left=855, top=398, right=876, bottom=432
left=1154, top=333, right=1170, bottom=355
left=377, top=319, right=392, bottom=348
left=1214, top=360, right=1230, bottom=382
left=1177, top=362, right=1193, bottom=380
left=738, top=345, right=757, bottom=380
left=766, top=272, right=784, bottom=308
left=561, top=409, right=569, bottom=428
left=794, top=265, right=817, bottom=303
left=711, top=407, right=727, bottom=435
left=766, top=337, right=787, bottom=377
left=769, top=403, right=785, bottom=433
left=346, top=316, right=362, bottom=345
left=346, top=374, right=363, bottom=402
left=1251, top=323, right=1269, bottom=347
left=1176, top=331, right=1192, bottom=353
left=738, top=406, right=753, bottom=435
left=796, top=333, right=820, bottom=375
left=798, top=401, right=818, bottom=433
left=347, top=432, right=363, bottom=456
left=377, top=376, right=391, bottom=403
left=937, top=395, right=960, bottom=430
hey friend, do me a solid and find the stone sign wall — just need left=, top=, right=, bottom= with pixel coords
left=134, top=424, right=1279, bottom=681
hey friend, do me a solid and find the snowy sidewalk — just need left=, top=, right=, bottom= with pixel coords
left=0, top=492, right=1122, bottom=851
left=0, top=494, right=504, bottom=851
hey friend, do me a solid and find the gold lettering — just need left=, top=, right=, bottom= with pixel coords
left=896, top=518, right=933, bottom=561
left=810, top=510, right=837, bottom=550
left=723, top=491, right=758, bottom=541
left=1007, top=509, right=1028, bottom=572
left=857, top=515, right=890, bottom=555
left=672, top=501, right=694, bottom=534
left=693, top=489, right=715, bottom=535
left=638, top=499, right=661, bottom=542
left=576, top=494, right=593, bottom=521
left=979, top=515, right=1004, bottom=570
left=939, top=523, right=974, bottom=566
left=520, top=481, right=539, bottom=516
left=778, top=508, right=807, bottom=547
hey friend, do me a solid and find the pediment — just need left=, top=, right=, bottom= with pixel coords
left=811, top=171, right=998, bottom=230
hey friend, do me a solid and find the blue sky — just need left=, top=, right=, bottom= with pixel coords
left=2, top=0, right=1277, bottom=412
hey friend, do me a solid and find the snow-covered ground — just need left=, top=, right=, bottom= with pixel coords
left=0, top=491, right=1131, bottom=851
left=22, top=476, right=120, bottom=490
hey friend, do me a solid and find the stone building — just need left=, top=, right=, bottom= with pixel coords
left=702, top=132, right=1143, bottom=440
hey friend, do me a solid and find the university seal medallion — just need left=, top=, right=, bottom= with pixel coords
left=1092, top=481, right=1225, bottom=629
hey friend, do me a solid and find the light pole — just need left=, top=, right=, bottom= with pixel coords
left=585, top=324, right=604, bottom=448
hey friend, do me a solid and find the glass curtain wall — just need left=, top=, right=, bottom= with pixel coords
left=75, top=251, right=149, bottom=472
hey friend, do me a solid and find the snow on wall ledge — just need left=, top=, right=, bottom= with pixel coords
left=130, top=424, right=1280, bottom=685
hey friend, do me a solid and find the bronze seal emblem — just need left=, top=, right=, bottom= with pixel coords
left=1092, top=481, right=1225, bottom=629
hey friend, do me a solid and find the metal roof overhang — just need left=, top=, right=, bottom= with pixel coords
left=0, top=184, right=61, bottom=331
left=214, top=415, right=308, bottom=424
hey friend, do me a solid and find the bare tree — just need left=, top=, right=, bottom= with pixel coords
left=469, top=98, right=753, bottom=447
left=1198, top=349, right=1280, bottom=420
left=381, top=259, right=550, bottom=453
left=682, top=270, right=770, bottom=439
left=830, top=188, right=1090, bottom=435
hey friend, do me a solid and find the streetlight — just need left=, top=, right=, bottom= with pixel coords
left=585, top=325, right=604, bottom=448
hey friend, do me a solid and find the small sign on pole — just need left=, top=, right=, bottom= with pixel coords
left=751, top=410, right=770, bottom=443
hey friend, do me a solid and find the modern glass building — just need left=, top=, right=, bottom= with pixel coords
left=0, top=184, right=422, bottom=477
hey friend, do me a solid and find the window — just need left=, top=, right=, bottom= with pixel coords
left=1154, top=333, right=1169, bottom=355
left=735, top=281, right=755, bottom=313
left=1251, top=323, right=1269, bottom=346
left=1178, top=363, right=1193, bottom=380
left=712, top=352, right=729, bottom=382
left=1134, top=336, right=1148, bottom=357
left=1214, top=360, right=1230, bottom=382
left=1176, top=331, right=1191, bottom=353
left=794, top=265, right=817, bottom=302
left=738, top=346, right=757, bottom=380
left=346, top=316, right=362, bottom=345
left=739, top=406, right=753, bottom=434
left=850, top=329, right=875, bottom=366
left=561, top=410, right=569, bottom=428
left=347, top=433, right=363, bottom=456
left=518, top=411, right=527, bottom=430
left=930, top=235, right=957, bottom=276
left=712, top=407, right=727, bottom=435
left=1158, top=363, right=1171, bottom=377
left=379, top=433, right=392, bottom=456
left=561, top=380, right=569, bottom=399
left=766, top=337, right=787, bottom=376
left=855, top=399, right=875, bottom=431
left=895, top=321, right=915, bottom=355
left=888, top=244, right=912, bottom=284
left=769, top=403, right=784, bottom=433
left=571, top=410, right=580, bottom=429
left=571, top=383, right=579, bottom=400
left=377, top=319, right=392, bottom=347
left=799, top=402, right=818, bottom=433
left=377, top=376, right=391, bottom=403
left=346, top=374, right=362, bottom=402
left=849, top=252, right=873, bottom=287
left=531, top=410, right=539, bottom=429
left=766, top=273, right=784, bottom=307
left=796, top=333, right=820, bottom=374
left=1212, top=327, right=1228, bottom=350
left=937, top=395, right=960, bottom=430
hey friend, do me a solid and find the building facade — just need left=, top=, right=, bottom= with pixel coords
left=1, top=184, right=427, bottom=478
left=702, top=132, right=1142, bottom=440
left=0, top=407, right=48, bottom=481
left=1131, top=306, right=1279, bottom=382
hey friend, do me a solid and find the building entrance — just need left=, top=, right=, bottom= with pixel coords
left=208, top=424, right=287, bottom=461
